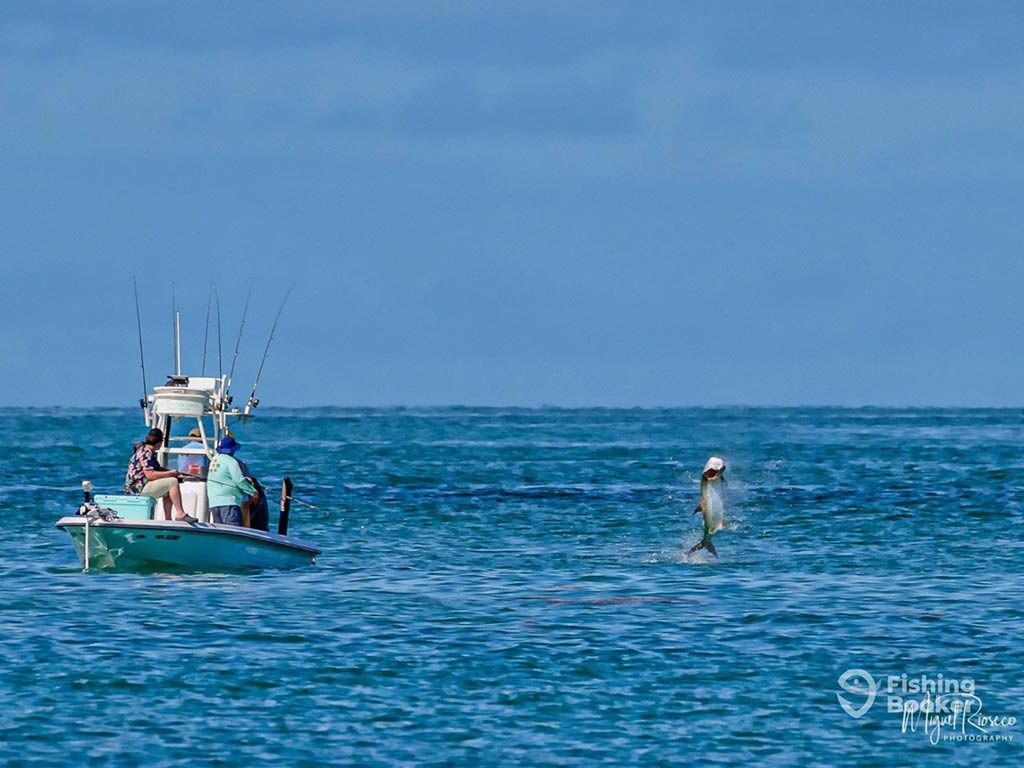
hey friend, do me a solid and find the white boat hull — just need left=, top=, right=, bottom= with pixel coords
left=56, top=517, right=320, bottom=572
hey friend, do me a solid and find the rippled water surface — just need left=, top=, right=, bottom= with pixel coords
left=1, top=407, right=1021, bottom=765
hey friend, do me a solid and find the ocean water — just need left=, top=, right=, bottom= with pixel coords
left=1, top=407, right=1021, bottom=766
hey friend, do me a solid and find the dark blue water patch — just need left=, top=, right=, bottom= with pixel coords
left=1, top=408, right=1022, bottom=766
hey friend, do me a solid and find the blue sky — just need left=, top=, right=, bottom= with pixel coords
left=3, top=1, right=1023, bottom=407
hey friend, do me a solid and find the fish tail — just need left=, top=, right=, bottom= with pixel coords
left=688, top=535, right=718, bottom=558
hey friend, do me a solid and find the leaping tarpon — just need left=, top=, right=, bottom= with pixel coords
left=689, top=456, right=726, bottom=558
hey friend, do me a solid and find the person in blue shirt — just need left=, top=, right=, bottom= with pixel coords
left=177, top=427, right=209, bottom=477
left=206, top=436, right=256, bottom=526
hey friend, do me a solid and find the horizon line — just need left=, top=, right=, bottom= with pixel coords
left=2, top=403, right=1022, bottom=411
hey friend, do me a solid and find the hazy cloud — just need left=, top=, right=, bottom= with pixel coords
left=3, top=12, right=1023, bottom=184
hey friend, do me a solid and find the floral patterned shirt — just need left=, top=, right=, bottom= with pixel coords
left=124, top=443, right=161, bottom=494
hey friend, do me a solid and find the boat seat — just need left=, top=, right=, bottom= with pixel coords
left=179, top=480, right=210, bottom=523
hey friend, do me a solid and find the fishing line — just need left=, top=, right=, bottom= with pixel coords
left=194, top=474, right=323, bottom=511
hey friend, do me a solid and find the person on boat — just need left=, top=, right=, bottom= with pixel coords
left=124, top=428, right=197, bottom=523
left=235, top=456, right=269, bottom=532
left=207, top=435, right=257, bottom=526
left=177, top=428, right=209, bottom=477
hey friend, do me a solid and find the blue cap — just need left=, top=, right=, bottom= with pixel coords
left=216, top=436, right=241, bottom=454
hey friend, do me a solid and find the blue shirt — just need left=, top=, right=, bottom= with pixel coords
left=177, top=440, right=209, bottom=475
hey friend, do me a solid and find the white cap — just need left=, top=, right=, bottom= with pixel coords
left=703, top=456, right=725, bottom=473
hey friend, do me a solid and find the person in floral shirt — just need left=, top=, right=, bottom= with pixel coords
left=124, top=428, right=196, bottom=522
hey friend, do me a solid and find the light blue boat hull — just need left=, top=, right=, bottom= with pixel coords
left=56, top=517, right=320, bottom=572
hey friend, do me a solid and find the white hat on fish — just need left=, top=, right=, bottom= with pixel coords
left=703, top=456, right=725, bottom=473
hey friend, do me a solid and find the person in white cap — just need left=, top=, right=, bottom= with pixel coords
left=177, top=427, right=209, bottom=477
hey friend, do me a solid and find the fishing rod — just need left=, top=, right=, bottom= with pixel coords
left=132, top=276, right=148, bottom=412
left=215, top=287, right=223, bottom=379
left=283, top=493, right=320, bottom=510
left=201, top=283, right=213, bottom=376
left=226, top=280, right=254, bottom=398
left=244, top=284, right=295, bottom=414
left=198, top=473, right=321, bottom=510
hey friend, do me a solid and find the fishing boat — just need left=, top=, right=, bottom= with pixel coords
left=56, top=292, right=321, bottom=572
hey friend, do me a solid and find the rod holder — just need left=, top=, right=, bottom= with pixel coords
left=278, top=476, right=293, bottom=536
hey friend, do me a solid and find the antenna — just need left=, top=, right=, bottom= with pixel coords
left=132, top=276, right=148, bottom=410
left=171, top=283, right=177, bottom=374
left=174, top=311, right=182, bottom=376
left=227, top=280, right=253, bottom=392
left=245, top=284, right=295, bottom=414
left=201, top=283, right=213, bottom=376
